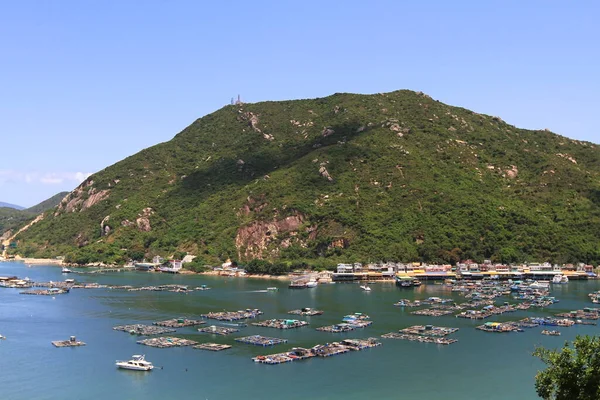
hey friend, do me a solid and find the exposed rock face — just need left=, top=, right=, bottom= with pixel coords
left=235, top=214, right=305, bottom=260
left=135, top=208, right=154, bottom=232
left=318, top=162, right=333, bottom=181
left=100, top=216, right=110, bottom=236
left=322, top=127, right=335, bottom=137
left=505, top=165, right=519, bottom=179
left=55, top=181, right=110, bottom=214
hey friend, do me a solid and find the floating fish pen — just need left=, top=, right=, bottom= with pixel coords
left=461, top=300, right=494, bottom=308
left=71, top=283, right=107, bottom=289
left=312, top=342, right=351, bottom=357
left=34, top=281, right=74, bottom=289
left=411, top=309, right=454, bottom=317
left=153, top=318, right=206, bottom=328
left=113, top=324, right=176, bottom=336
left=316, top=323, right=356, bottom=333
left=381, top=333, right=458, bottom=345
left=252, top=319, right=309, bottom=329
left=399, top=325, right=459, bottom=337
left=137, top=336, right=198, bottom=348
left=526, top=317, right=575, bottom=327
left=429, top=304, right=464, bottom=311
left=193, top=343, right=232, bottom=351
left=195, top=285, right=211, bottom=291
left=198, top=325, right=239, bottom=336
left=456, top=310, right=492, bottom=320
left=252, top=347, right=315, bottom=364
left=340, top=338, right=382, bottom=350
left=476, top=322, right=519, bottom=333
left=235, top=335, right=288, bottom=346
left=201, top=309, right=263, bottom=321
left=21, top=288, right=69, bottom=296
left=128, top=284, right=190, bottom=293
left=52, top=336, right=86, bottom=347
left=288, top=308, right=324, bottom=316
left=555, top=310, right=600, bottom=320
left=393, top=299, right=423, bottom=307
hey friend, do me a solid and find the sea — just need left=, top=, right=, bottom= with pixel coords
left=0, top=260, right=598, bottom=400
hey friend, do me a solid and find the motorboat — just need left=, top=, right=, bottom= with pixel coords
left=529, top=281, right=550, bottom=289
left=359, top=285, right=372, bottom=292
left=266, top=287, right=278, bottom=291
left=306, top=280, right=318, bottom=288
left=552, top=275, right=568, bottom=284
left=61, top=267, right=72, bottom=273
left=116, top=354, right=154, bottom=371
left=541, top=330, right=561, bottom=336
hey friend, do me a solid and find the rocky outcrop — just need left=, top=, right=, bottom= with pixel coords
left=235, top=214, right=305, bottom=260
left=135, top=208, right=154, bottom=232
left=100, top=216, right=111, bottom=236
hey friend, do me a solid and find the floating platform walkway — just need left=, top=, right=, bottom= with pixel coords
left=252, top=319, right=309, bottom=329
left=153, top=318, right=206, bottom=328
left=113, top=324, right=176, bottom=336
left=235, top=335, right=288, bottom=346
left=193, top=343, right=232, bottom=351
left=252, top=339, right=382, bottom=365
left=198, top=325, right=239, bottom=335
left=399, top=325, right=459, bottom=337
left=21, top=288, right=69, bottom=296
left=381, top=333, right=458, bottom=345
left=137, top=336, right=198, bottom=348
left=288, top=308, right=324, bottom=316
left=201, top=309, right=263, bottom=321
left=52, top=336, right=86, bottom=347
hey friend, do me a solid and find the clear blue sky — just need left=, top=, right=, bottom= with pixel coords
left=1, top=0, right=598, bottom=207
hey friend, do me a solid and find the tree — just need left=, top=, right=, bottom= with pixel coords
left=533, top=335, right=600, bottom=400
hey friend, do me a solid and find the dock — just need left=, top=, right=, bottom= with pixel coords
left=137, top=336, right=198, bottom=348
left=52, top=336, right=86, bottom=347
left=153, top=318, right=206, bottom=328
left=193, top=343, right=232, bottom=351
left=113, top=324, right=176, bottom=336
left=252, top=319, right=309, bottom=329
left=235, top=335, right=288, bottom=346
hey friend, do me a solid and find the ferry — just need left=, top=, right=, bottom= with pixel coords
left=116, top=354, right=154, bottom=371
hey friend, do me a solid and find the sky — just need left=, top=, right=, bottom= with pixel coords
left=1, top=0, right=599, bottom=207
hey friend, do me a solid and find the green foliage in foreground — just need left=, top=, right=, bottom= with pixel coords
left=533, top=335, right=600, bottom=400
left=9, top=90, right=600, bottom=265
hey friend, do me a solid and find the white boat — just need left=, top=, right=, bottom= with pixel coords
left=266, top=287, right=278, bottom=291
left=306, top=280, right=318, bottom=288
left=61, top=267, right=72, bottom=273
left=552, top=275, right=568, bottom=284
left=360, top=285, right=372, bottom=292
left=116, top=354, right=154, bottom=371
left=529, top=281, right=550, bottom=289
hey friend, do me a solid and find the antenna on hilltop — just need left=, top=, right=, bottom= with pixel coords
left=235, top=94, right=243, bottom=105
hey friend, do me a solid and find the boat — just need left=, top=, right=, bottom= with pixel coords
left=541, top=330, right=561, bottom=336
left=359, top=285, right=372, bottom=292
left=134, top=263, right=155, bottom=271
left=61, top=267, right=72, bottom=273
left=266, top=287, right=278, bottom=291
left=412, top=279, right=422, bottom=287
left=552, top=275, right=569, bottom=284
left=115, top=354, right=154, bottom=371
left=529, top=281, right=550, bottom=289
left=306, top=280, right=318, bottom=288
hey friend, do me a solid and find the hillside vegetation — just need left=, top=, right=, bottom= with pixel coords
left=0, top=192, right=68, bottom=239
left=10, top=90, right=600, bottom=266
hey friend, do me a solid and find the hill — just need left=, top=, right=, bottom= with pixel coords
left=10, top=90, right=600, bottom=266
left=0, top=202, right=24, bottom=210
left=24, top=192, right=69, bottom=214
left=0, top=192, right=69, bottom=241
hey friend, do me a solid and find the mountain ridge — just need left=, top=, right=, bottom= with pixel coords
left=9, top=90, right=600, bottom=266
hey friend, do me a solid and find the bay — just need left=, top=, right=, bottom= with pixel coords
left=0, top=261, right=598, bottom=400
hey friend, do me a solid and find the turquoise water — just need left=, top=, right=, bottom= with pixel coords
left=1, top=261, right=599, bottom=400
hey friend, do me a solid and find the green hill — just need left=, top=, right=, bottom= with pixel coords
left=11, top=90, right=600, bottom=266
left=0, top=192, right=69, bottom=240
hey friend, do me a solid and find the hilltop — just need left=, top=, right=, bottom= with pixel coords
left=9, top=90, right=600, bottom=266
left=0, top=202, right=24, bottom=210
